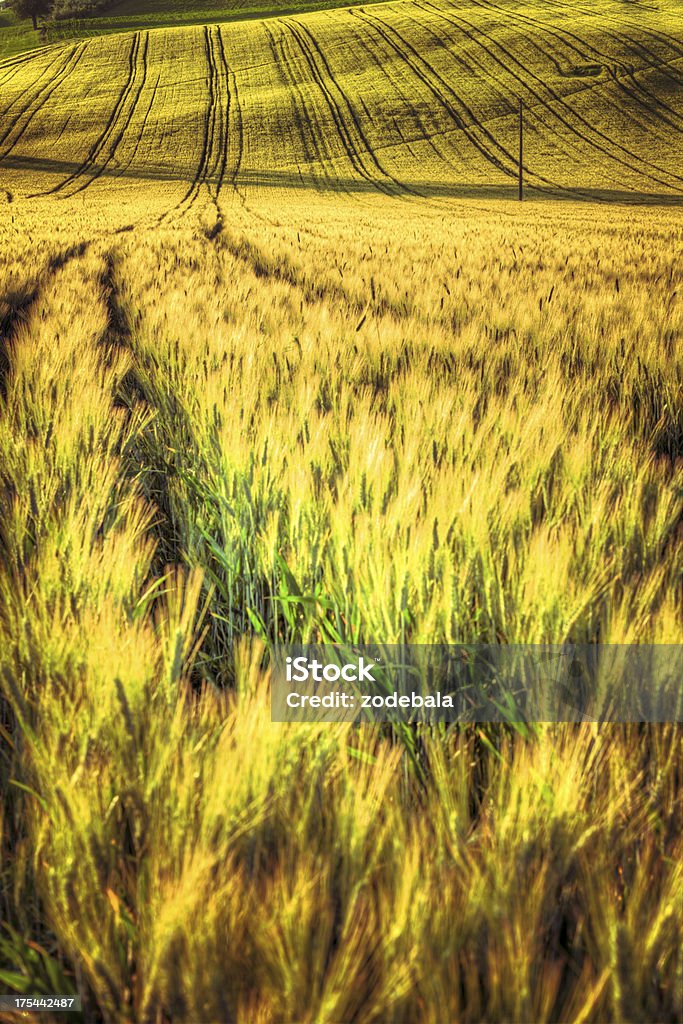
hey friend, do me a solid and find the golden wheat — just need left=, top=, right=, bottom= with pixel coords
left=0, top=0, right=681, bottom=1019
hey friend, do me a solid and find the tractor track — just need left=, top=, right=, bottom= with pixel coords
left=600, top=65, right=683, bottom=136
left=466, top=0, right=683, bottom=134
left=119, top=70, right=161, bottom=178
left=512, top=0, right=682, bottom=93
left=1, top=44, right=88, bottom=160
left=284, top=18, right=393, bottom=195
left=279, top=20, right=367, bottom=191
left=0, top=59, right=35, bottom=92
left=287, top=18, right=415, bottom=196
left=510, top=0, right=683, bottom=79
left=416, top=0, right=683, bottom=191
left=509, top=0, right=683, bottom=108
left=468, top=0, right=683, bottom=116
left=204, top=24, right=223, bottom=198
left=76, top=31, right=151, bottom=192
left=228, top=65, right=244, bottom=190
left=338, top=15, right=455, bottom=172
left=63, top=32, right=150, bottom=195
left=0, top=45, right=85, bottom=157
left=542, top=0, right=683, bottom=59
left=0, top=46, right=59, bottom=93
left=164, top=24, right=226, bottom=218
left=216, top=26, right=244, bottom=193
left=38, top=31, right=150, bottom=197
left=351, top=7, right=550, bottom=187
left=263, top=21, right=338, bottom=191
left=0, top=47, right=52, bottom=73
left=404, top=3, right=631, bottom=190
left=214, top=27, right=230, bottom=196
left=168, top=25, right=214, bottom=214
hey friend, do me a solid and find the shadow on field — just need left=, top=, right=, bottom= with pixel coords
left=3, top=154, right=683, bottom=206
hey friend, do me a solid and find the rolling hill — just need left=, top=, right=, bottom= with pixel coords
left=1, top=0, right=682, bottom=210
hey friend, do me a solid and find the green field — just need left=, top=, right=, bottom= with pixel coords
left=0, top=1, right=681, bottom=1021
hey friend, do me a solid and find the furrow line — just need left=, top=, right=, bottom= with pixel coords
left=508, top=0, right=683, bottom=79
left=351, top=8, right=536, bottom=185
left=418, top=0, right=683, bottom=190
left=285, top=19, right=397, bottom=196
left=541, top=0, right=683, bottom=59
left=562, top=1, right=681, bottom=91
left=468, top=0, right=683, bottom=132
left=215, top=26, right=244, bottom=193
left=1, top=43, right=88, bottom=160
left=0, top=47, right=52, bottom=75
left=292, top=19, right=417, bottom=196
left=603, top=64, right=683, bottom=134
left=202, top=25, right=221, bottom=197
left=227, top=63, right=244, bottom=189
left=286, top=19, right=387, bottom=193
left=0, top=46, right=80, bottom=152
left=212, top=25, right=230, bottom=198
left=408, top=1, right=645, bottom=189
left=470, top=0, right=683, bottom=105
left=40, top=32, right=142, bottom=195
left=0, top=52, right=46, bottom=91
left=263, top=21, right=336, bottom=191
left=277, top=22, right=352, bottom=188
left=284, top=19, right=382, bottom=191
left=206, top=24, right=223, bottom=201
left=118, top=70, right=161, bottom=177
left=339, top=16, right=461, bottom=172
left=0, top=48, right=67, bottom=116
left=168, top=24, right=217, bottom=215
left=68, top=31, right=151, bottom=194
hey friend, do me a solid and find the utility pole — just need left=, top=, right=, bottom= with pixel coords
left=518, top=99, right=523, bottom=201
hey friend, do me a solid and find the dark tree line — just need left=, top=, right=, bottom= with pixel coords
left=14, top=0, right=50, bottom=30
left=12, top=0, right=112, bottom=29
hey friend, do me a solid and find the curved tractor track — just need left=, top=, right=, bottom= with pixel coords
left=416, top=0, right=683, bottom=193
left=351, top=6, right=560, bottom=190
left=0, top=44, right=88, bottom=160
left=468, top=0, right=683, bottom=131
left=285, top=18, right=415, bottom=197
left=39, top=31, right=150, bottom=197
left=168, top=24, right=243, bottom=219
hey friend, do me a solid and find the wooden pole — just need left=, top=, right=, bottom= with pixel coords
left=518, top=99, right=523, bottom=201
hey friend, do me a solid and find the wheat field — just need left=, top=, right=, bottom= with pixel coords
left=0, top=0, right=682, bottom=1021
left=2, top=0, right=683, bottom=198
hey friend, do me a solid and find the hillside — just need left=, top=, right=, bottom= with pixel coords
left=1, top=0, right=682, bottom=209
left=0, top=0, right=374, bottom=59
